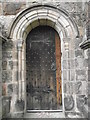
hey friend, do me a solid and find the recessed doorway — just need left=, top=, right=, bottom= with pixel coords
left=26, top=26, right=62, bottom=111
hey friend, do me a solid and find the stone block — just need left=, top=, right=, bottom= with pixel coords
left=0, top=60, right=2, bottom=71
left=63, top=60, right=67, bottom=69
left=63, top=51, right=68, bottom=59
left=84, top=59, right=88, bottom=68
left=65, top=112, right=83, bottom=118
left=64, top=82, right=75, bottom=94
left=88, top=82, right=90, bottom=95
left=75, top=82, right=82, bottom=94
left=0, top=50, right=2, bottom=60
left=0, top=41, right=2, bottom=51
left=15, top=99, right=25, bottom=112
left=2, top=40, right=13, bottom=51
left=81, top=81, right=87, bottom=95
left=2, top=61, right=7, bottom=70
left=2, top=83, right=6, bottom=96
left=64, top=95, right=74, bottom=111
left=0, top=3, right=2, bottom=15
left=75, top=58, right=85, bottom=69
left=7, top=84, right=13, bottom=96
left=0, top=84, right=2, bottom=97
left=10, top=112, right=24, bottom=118
left=2, top=2, right=26, bottom=15
left=2, top=51, right=12, bottom=60
left=68, top=59, right=75, bottom=69
left=89, top=70, right=90, bottom=81
left=76, top=70, right=86, bottom=81
left=2, top=97, right=11, bottom=117
left=69, top=50, right=75, bottom=58
left=0, top=98, right=2, bottom=120
left=70, top=70, right=75, bottom=81
left=0, top=73, right=2, bottom=83
left=75, top=49, right=84, bottom=57
left=63, top=70, right=67, bottom=81
left=2, top=71, right=12, bottom=82
left=75, top=38, right=82, bottom=49
left=8, top=61, right=13, bottom=70
left=31, top=20, right=39, bottom=29
left=13, top=84, right=18, bottom=94
left=13, top=71, right=18, bottom=81
left=76, top=95, right=86, bottom=111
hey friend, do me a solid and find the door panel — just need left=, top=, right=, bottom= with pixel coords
left=26, top=26, right=62, bottom=110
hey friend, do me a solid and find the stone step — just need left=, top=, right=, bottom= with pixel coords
left=24, top=112, right=65, bottom=118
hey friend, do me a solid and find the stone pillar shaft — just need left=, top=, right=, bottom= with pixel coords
left=17, top=40, right=23, bottom=100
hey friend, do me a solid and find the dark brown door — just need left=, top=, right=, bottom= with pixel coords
left=26, top=26, right=62, bottom=110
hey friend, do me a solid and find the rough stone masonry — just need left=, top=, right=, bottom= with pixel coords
left=0, top=0, right=90, bottom=119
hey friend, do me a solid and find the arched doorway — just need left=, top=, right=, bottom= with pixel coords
left=26, top=26, right=62, bottom=111
left=8, top=4, right=79, bottom=117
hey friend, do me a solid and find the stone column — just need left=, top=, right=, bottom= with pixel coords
left=79, top=2, right=90, bottom=119
left=17, top=40, right=23, bottom=100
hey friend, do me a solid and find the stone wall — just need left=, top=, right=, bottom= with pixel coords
left=0, top=38, right=2, bottom=120
left=0, top=1, right=89, bottom=119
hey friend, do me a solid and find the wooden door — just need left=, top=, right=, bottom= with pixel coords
left=26, top=26, right=62, bottom=110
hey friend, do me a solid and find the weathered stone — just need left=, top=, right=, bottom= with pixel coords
left=7, top=84, right=13, bottom=96
left=69, top=50, right=75, bottom=58
left=68, top=60, right=75, bottom=69
left=76, top=95, right=86, bottom=110
left=2, top=2, right=26, bottom=15
left=2, top=51, right=12, bottom=60
left=75, top=38, right=82, bottom=49
left=75, top=49, right=84, bottom=57
left=15, top=100, right=25, bottom=111
left=0, top=84, right=2, bottom=97
left=84, top=59, right=88, bottom=68
left=75, top=58, right=85, bottom=69
left=0, top=71, right=1, bottom=82
left=0, top=1, right=89, bottom=118
left=0, top=98, right=2, bottom=120
left=2, top=71, right=12, bottom=82
left=10, top=112, right=24, bottom=118
left=64, top=82, right=75, bottom=94
left=0, top=60, right=2, bottom=72
left=0, top=50, right=2, bottom=60
left=63, top=51, right=68, bottom=59
left=2, top=83, right=6, bottom=96
left=0, top=3, right=2, bottom=15
left=13, top=84, right=18, bottom=94
left=63, top=60, right=67, bottom=69
left=65, top=112, right=83, bottom=118
left=2, top=97, right=11, bottom=117
left=63, top=70, right=67, bottom=80
left=2, top=40, right=14, bottom=50
left=2, top=61, right=7, bottom=70
left=70, top=70, right=75, bottom=81
left=88, top=82, right=90, bottom=95
left=8, top=61, right=13, bottom=70
left=76, top=70, right=86, bottom=81
left=64, top=95, right=74, bottom=111
left=75, top=82, right=82, bottom=94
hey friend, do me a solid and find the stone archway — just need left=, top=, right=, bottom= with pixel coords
left=9, top=4, right=79, bottom=116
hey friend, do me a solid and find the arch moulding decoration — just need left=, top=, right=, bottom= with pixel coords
left=9, top=4, right=79, bottom=113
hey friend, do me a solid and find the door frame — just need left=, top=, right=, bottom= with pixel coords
left=25, top=26, right=63, bottom=112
